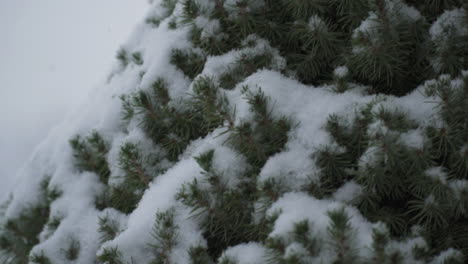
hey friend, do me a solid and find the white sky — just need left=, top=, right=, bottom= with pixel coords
left=0, top=0, right=148, bottom=198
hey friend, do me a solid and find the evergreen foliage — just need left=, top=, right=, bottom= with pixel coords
left=326, top=208, right=358, bottom=264
left=69, top=131, right=111, bottom=184
left=227, top=87, right=291, bottom=169
left=265, top=219, right=320, bottom=263
left=117, top=48, right=129, bottom=68
left=174, top=0, right=467, bottom=95
left=321, top=72, right=468, bottom=258
left=98, top=214, right=121, bottom=243
left=131, top=52, right=144, bottom=66
left=177, top=150, right=257, bottom=259
left=219, top=52, right=274, bottom=90
left=29, top=251, right=52, bottom=264
left=0, top=177, right=59, bottom=264
left=188, top=246, right=213, bottom=264
left=149, top=208, right=179, bottom=264
left=1, top=0, right=468, bottom=263
left=171, top=49, right=206, bottom=79
left=120, top=76, right=220, bottom=162
left=61, top=237, right=80, bottom=261
left=145, top=0, right=178, bottom=27
left=97, top=247, right=125, bottom=264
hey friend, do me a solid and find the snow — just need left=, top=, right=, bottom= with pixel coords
left=0, top=0, right=461, bottom=263
left=219, top=242, right=268, bottom=264
left=223, top=0, right=265, bottom=19
left=309, top=15, right=328, bottom=31
left=267, top=192, right=375, bottom=261
left=31, top=172, right=104, bottom=263
left=429, top=8, right=468, bottom=72
left=424, top=167, right=448, bottom=184
left=386, top=0, right=422, bottom=22
left=194, top=17, right=221, bottom=39
left=4, top=39, right=440, bottom=260
left=333, top=181, right=363, bottom=203
left=430, top=8, right=468, bottom=42
left=102, top=157, right=205, bottom=263
left=333, top=66, right=349, bottom=78
left=430, top=248, right=463, bottom=264
left=0, top=0, right=148, bottom=201
left=387, top=236, right=427, bottom=264
left=400, top=129, right=425, bottom=149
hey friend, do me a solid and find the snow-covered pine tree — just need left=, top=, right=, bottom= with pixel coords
left=1, top=0, right=468, bottom=263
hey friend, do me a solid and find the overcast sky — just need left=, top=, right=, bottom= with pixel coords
left=0, top=0, right=148, bottom=198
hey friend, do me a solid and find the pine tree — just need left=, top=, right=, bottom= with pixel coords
left=1, top=0, right=468, bottom=263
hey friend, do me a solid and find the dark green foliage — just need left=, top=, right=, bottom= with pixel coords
left=120, top=94, right=135, bottom=122
left=189, top=24, right=232, bottom=56
left=103, top=185, right=141, bottom=214
left=0, top=206, right=49, bottom=264
left=151, top=78, right=171, bottom=106
left=412, top=0, right=463, bottom=20
left=366, top=227, right=413, bottom=264
left=408, top=195, right=448, bottom=229
left=69, top=131, right=111, bottom=184
left=332, top=0, right=370, bottom=30
left=177, top=150, right=257, bottom=259
left=180, top=0, right=200, bottom=25
left=146, top=0, right=177, bottom=27
left=122, top=77, right=209, bottom=161
left=6, top=0, right=468, bottom=262
left=325, top=105, right=373, bottom=164
left=132, top=52, right=144, bottom=66
left=425, top=75, right=468, bottom=179
left=183, top=0, right=465, bottom=94
left=314, top=146, right=351, bottom=194
left=368, top=228, right=390, bottom=264
left=46, top=215, right=62, bottom=231
left=46, top=187, right=62, bottom=205
left=188, top=246, right=212, bottom=264
left=346, top=11, right=429, bottom=95
left=98, top=247, right=124, bottom=264
left=292, top=220, right=320, bottom=257
left=227, top=87, right=291, bottom=169
left=220, top=0, right=262, bottom=41
left=320, top=73, right=468, bottom=259
left=281, top=0, right=328, bottom=20
left=61, top=238, right=80, bottom=261
left=256, top=179, right=287, bottom=218
left=43, top=214, right=62, bottom=240
left=168, top=18, right=178, bottom=30
left=170, top=49, right=206, bottom=79
left=327, top=208, right=358, bottom=264
left=100, top=140, right=166, bottom=213
left=190, top=76, right=234, bottom=130
left=116, top=49, right=145, bottom=67
left=265, top=219, right=320, bottom=264
left=119, top=142, right=151, bottom=189
left=117, top=48, right=129, bottom=67
left=98, top=214, right=120, bottom=243
left=155, top=0, right=466, bottom=95
left=286, top=17, right=343, bottom=84
left=219, top=52, right=274, bottom=90
left=430, top=26, right=468, bottom=77
left=30, top=251, right=51, bottom=264
left=122, top=76, right=234, bottom=165
left=146, top=17, right=162, bottom=27
left=150, top=208, right=179, bottom=264
left=0, top=177, right=58, bottom=264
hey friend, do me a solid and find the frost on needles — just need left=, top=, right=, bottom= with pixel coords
left=1, top=0, right=468, bottom=263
